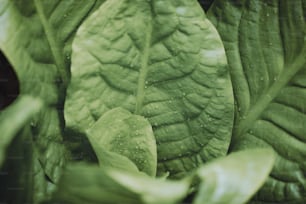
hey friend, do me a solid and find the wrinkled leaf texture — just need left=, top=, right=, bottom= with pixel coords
left=65, top=0, right=234, bottom=178
left=0, top=0, right=105, bottom=183
left=208, top=0, right=306, bottom=203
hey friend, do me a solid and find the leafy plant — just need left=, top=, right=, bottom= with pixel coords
left=0, top=0, right=305, bottom=203
left=208, top=0, right=306, bottom=202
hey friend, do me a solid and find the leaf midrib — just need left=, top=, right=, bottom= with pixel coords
left=135, top=18, right=152, bottom=115
left=236, top=48, right=306, bottom=139
left=34, top=0, right=68, bottom=86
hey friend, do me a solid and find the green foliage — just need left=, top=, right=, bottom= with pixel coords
left=0, top=0, right=304, bottom=203
left=208, top=0, right=306, bottom=202
left=87, top=108, right=157, bottom=176
left=65, top=0, right=234, bottom=178
left=194, top=149, right=275, bottom=204
left=0, top=96, right=42, bottom=166
left=49, top=149, right=274, bottom=204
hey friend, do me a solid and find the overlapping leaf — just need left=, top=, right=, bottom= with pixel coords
left=0, top=96, right=46, bottom=203
left=49, top=149, right=274, bottom=204
left=87, top=108, right=157, bottom=176
left=0, top=0, right=105, bottom=182
left=208, top=0, right=306, bottom=202
left=194, top=149, right=275, bottom=204
left=65, top=0, right=234, bottom=178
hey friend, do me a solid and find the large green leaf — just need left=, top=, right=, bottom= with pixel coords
left=0, top=0, right=105, bottom=182
left=65, top=0, right=234, bottom=178
left=51, top=163, right=189, bottom=204
left=208, top=0, right=306, bottom=202
left=87, top=108, right=157, bottom=176
left=194, top=149, right=275, bottom=204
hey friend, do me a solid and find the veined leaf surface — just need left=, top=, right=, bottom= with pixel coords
left=65, top=0, right=234, bottom=177
left=208, top=0, right=306, bottom=202
left=0, top=0, right=105, bottom=182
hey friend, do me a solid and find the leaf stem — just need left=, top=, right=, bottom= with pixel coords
left=135, top=21, right=152, bottom=114
left=235, top=46, right=306, bottom=139
left=33, top=0, right=69, bottom=86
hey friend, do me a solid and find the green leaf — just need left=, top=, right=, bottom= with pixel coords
left=194, top=149, right=275, bottom=204
left=0, top=96, right=48, bottom=203
left=108, top=169, right=190, bottom=204
left=52, top=163, right=189, bottom=204
left=90, top=148, right=140, bottom=173
left=0, top=96, right=42, bottom=166
left=87, top=107, right=157, bottom=176
left=0, top=0, right=105, bottom=182
left=208, top=0, right=306, bottom=202
left=65, top=0, right=234, bottom=178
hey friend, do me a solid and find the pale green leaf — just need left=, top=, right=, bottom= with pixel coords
left=0, top=96, right=42, bottom=167
left=52, top=163, right=189, bottom=204
left=90, top=148, right=140, bottom=173
left=87, top=107, right=157, bottom=176
left=109, top=169, right=190, bottom=204
left=0, top=96, right=48, bottom=203
left=208, top=0, right=306, bottom=202
left=0, top=0, right=105, bottom=182
left=194, top=149, right=275, bottom=204
left=65, top=0, right=234, bottom=178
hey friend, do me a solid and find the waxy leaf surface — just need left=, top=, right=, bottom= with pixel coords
left=194, top=149, right=275, bottom=204
left=87, top=108, right=157, bottom=176
left=0, top=0, right=105, bottom=182
left=52, top=163, right=189, bottom=204
left=208, top=0, right=306, bottom=202
left=65, top=0, right=234, bottom=177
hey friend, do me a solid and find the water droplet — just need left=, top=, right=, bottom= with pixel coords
left=260, top=77, right=264, bottom=81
